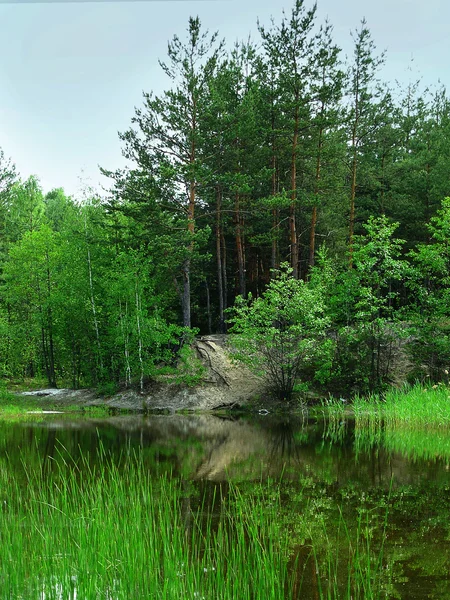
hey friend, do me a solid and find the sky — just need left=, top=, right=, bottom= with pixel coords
left=0, top=0, right=449, bottom=197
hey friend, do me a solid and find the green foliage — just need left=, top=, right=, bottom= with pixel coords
left=1, top=186, right=190, bottom=390
left=173, top=343, right=206, bottom=387
left=95, top=381, right=120, bottom=397
left=0, top=381, right=16, bottom=404
left=3, top=176, right=44, bottom=243
left=2, top=223, right=61, bottom=385
left=353, top=383, right=450, bottom=427
left=407, top=197, right=450, bottom=381
left=327, top=217, right=408, bottom=394
left=229, top=264, right=329, bottom=400
left=2, top=13, right=450, bottom=398
left=0, top=451, right=293, bottom=600
left=105, top=249, right=181, bottom=387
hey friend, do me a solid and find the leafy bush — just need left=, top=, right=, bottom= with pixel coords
left=95, top=381, right=120, bottom=397
left=406, top=199, right=450, bottom=383
left=228, top=265, right=329, bottom=401
left=320, top=217, right=408, bottom=395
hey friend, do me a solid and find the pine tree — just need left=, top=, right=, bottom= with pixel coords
left=259, top=0, right=317, bottom=278
left=346, top=20, right=384, bottom=265
left=307, top=20, right=345, bottom=267
left=118, top=17, right=223, bottom=327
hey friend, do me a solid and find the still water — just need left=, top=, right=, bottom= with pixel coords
left=2, top=411, right=450, bottom=599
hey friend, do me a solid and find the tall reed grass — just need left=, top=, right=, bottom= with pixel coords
left=355, top=422, right=450, bottom=461
left=0, top=447, right=292, bottom=600
left=307, top=505, right=388, bottom=600
left=353, top=384, right=450, bottom=428
left=0, top=444, right=390, bottom=600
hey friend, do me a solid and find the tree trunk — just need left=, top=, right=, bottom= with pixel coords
left=182, top=177, right=196, bottom=328
left=380, top=153, right=386, bottom=214
left=182, top=86, right=197, bottom=329
left=309, top=121, right=324, bottom=268
left=85, top=215, right=103, bottom=376
left=290, top=107, right=299, bottom=278
left=205, top=279, right=212, bottom=334
left=349, top=146, right=357, bottom=267
left=41, top=326, right=50, bottom=385
left=71, top=337, right=76, bottom=389
left=271, top=94, right=279, bottom=273
left=271, top=146, right=279, bottom=272
left=221, top=230, right=228, bottom=328
left=119, top=298, right=131, bottom=387
left=309, top=206, right=318, bottom=268
left=47, top=306, right=56, bottom=387
left=45, top=255, right=56, bottom=387
left=235, top=192, right=246, bottom=297
left=216, top=186, right=225, bottom=333
left=349, top=69, right=360, bottom=268
left=425, top=133, right=431, bottom=240
left=135, top=278, right=144, bottom=393
left=181, top=258, right=191, bottom=328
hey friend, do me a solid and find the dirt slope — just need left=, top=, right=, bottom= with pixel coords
left=21, top=335, right=266, bottom=412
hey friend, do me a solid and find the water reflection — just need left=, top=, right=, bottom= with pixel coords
left=1, top=413, right=449, bottom=489
left=2, top=413, right=450, bottom=598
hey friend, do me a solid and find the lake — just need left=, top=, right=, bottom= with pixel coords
left=1, top=411, right=449, bottom=599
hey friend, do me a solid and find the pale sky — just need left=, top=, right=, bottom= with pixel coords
left=0, top=0, right=448, bottom=197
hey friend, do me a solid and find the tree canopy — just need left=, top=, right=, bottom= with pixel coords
left=2, top=2, right=450, bottom=396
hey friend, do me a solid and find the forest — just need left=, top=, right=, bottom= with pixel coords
left=1, top=0, right=449, bottom=399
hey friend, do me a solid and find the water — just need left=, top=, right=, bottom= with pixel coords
left=2, top=411, right=450, bottom=598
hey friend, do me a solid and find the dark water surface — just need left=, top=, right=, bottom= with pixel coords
left=3, top=411, right=450, bottom=598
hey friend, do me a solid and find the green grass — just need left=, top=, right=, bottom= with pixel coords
left=384, top=427, right=450, bottom=461
left=3, top=376, right=46, bottom=392
left=348, top=383, right=450, bottom=464
left=0, top=388, right=112, bottom=420
left=353, top=384, right=450, bottom=428
left=0, top=450, right=292, bottom=600
left=354, top=419, right=450, bottom=462
left=317, top=396, right=348, bottom=418
left=0, top=446, right=391, bottom=600
left=0, top=386, right=47, bottom=419
left=306, top=506, right=388, bottom=600
left=0, top=386, right=19, bottom=403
